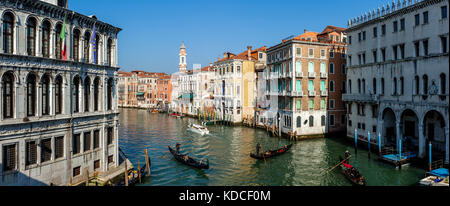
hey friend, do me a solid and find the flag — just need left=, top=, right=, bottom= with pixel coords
left=60, top=14, right=67, bottom=61
left=90, top=24, right=97, bottom=64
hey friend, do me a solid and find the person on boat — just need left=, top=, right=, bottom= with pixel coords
left=344, top=150, right=351, bottom=164
left=176, top=143, right=181, bottom=153
left=256, top=143, right=262, bottom=155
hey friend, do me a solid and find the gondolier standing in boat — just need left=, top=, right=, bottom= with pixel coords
left=344, top=150, right=350, bottom=164
left=176, top=143, right=181, bottom=153
left=256, top=143, right=262, bottom=155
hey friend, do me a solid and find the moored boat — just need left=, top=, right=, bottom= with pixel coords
left=168, top=146, right=209, bottom=169
left=187, top=124, right=209, bottom=135
left=339, top=156, right=366, bottom=186
left=250, top=144, right=293, bottom=160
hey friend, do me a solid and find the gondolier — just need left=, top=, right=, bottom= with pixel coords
left=344, top=150, right=350, bottom=164
left=256, top=143, right=262, bottom=155
left=176, top=143, right=181, bottom=153
left=250, top=144, right=293, bottom=160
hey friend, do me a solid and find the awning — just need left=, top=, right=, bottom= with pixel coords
left=136, top=92, right=145, bottom=96
left=182, top=93, right=194, bottom=99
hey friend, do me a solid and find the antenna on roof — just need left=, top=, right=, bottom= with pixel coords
left=282, top=35, right=295, bottom=41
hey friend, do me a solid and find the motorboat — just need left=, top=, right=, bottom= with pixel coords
left=187, top=124, right=209, bottom=135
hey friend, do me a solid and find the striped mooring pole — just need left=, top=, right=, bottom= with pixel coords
left=429, top=142, right=432, bottom=171
left=378, top=133, right=382, bottom=157
left=368, top=132, right=371, bottom=158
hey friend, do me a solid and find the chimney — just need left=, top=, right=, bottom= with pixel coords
left=223, top=52, right=227, bottom=59
left=217, top=57, right=220, bottom=61
left=304, top=29, right=307, bottom=33
left=247, top=46, right=252, bottom=61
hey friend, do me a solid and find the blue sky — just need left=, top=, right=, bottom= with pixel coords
left=70, top=0, right=385, bottom=74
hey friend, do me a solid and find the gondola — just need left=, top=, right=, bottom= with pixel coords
left=168, top=146, right=209, bottom=169
left=113, top=158, right=151, bottom=186
left=250, top=144, right=293, bottom=160
left=339, top=156, right=366, bottom=186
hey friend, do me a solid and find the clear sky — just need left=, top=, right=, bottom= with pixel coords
left=69, top=0, right=386, bottom=74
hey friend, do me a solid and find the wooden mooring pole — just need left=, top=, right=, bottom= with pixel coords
left=124, top=159, right=129, bottom=186
left=138, top=158, right=141, bottom=184
left=85, top=168, right=89, bottom=186
left=144, top=149, right=151, bottom=177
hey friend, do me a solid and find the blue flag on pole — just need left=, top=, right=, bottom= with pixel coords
left=90, top=24, right=97, bottom=64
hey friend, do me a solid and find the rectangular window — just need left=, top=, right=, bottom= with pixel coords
left=73, top=134, right=81, bottom=155
left=330, top=99, right=335, bottom=109
left=442, top=6, right=448, bottom=19
left=362, top=31, right=366, bottom=40
left=93, top=130, right=100, bottom=149
left=308, top=80, right=314, bottom=92
left=373, top=27, right=377, bottom=38
left=358, top=32, right=361, bottom=41
left=330, top=50, right=334, bottom=58
left=381, top=24, right=386, bottom=35
left=423, top=11, right=429, bottom=24
left=320, top=49, right=325, bottom=58
left=108, top=155, right=114, bottom=164
left=373, top=50, right=377, bottom=63
left=308, top=100, right=314, bottom=110
left=381, top=48, right=386, bottom=62
left=94, top=160, right=100, bottom=170
left=309, top=48, right=314, bottom=57
left=423, top=40, right=429, bottom=56
left=441, top=36, right=448, bottom=53
left=415, top=14, right=420, bottom=26
left=393, top=21, right=398, bottom=32
left=84, top=132, right=91, bottom=152
left=55, top=136, right=64, bottom=159
left=400, top=18, right=405, bottom=31
left=73, top=166, right=81, bottom=177
left=393, top=45, right=398, bottom=60
left=415, top=42, right=420, bottom=57
left=330, top=115, right=335, bottom=126
left=41, top=139, right=52, bottom=163
left=400, top=44, right=405, bottom=59
left=107, top=127, right=114, bottom=145
left=296, top=48, right=301, bottom=56
left=26, top=141, right=37, bottom=166
left=320, top=99, right=325, bottom=110
left=296, top=99, right=302, bottom=111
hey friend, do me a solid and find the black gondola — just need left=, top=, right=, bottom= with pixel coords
left=250, top=144, right=293, bottom=160
left=338, top=156, right=366, bottom=186
left=113, top=158, right=150, bottom=186
left=168, top=146, right=209, bottom=169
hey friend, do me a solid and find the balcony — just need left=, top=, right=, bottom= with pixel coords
left=286, top=71, right=292, bottom=78
left=320, top=90, right=328, bottom=96
left=342, top=94, right=379, bottom=103
left=320, top=72, right=328, bottom=79
left=295, top=72, right=304, bottom=78
left=308, top=90, right=316, bottom=97
left=292, top=91, right=304, bottom=97
left=286, top=91, right=292, bottom=96
left=308, top=72, right=316, bottom=78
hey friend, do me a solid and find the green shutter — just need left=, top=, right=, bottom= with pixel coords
left=321, top=100, right=325, bottom=109
left=309, top=100, right=314, bottom=109
left=296, top=80, right=302, bottom=91
left=296, top=100, right=301, bottom=110
left=308, top=62, right=314, bottom=73
left=321, top=80, right=326, bottom=91
left=296, top=61, right=302, bottom=73
left=309, top=80, right=314, bottom=91
left=320, top=62, right=326, bottom=73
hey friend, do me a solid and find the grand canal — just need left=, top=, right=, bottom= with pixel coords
left=118, top=108, right=426, bottom=186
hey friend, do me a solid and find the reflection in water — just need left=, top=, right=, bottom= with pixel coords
left=119, top=108, right=425, bottom=186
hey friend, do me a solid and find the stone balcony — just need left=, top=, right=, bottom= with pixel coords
left=342, top=94, right=379, bottom=103
left=320, top=90, right=328, bottom=96
left=292, top=91, right=304, bottom=97
left=320, top=72, right=328, bottom=79
left=308, top=72, right=316, bottom=78
left=295, top=72, right=304, bottom=78
left=308, top=90, right=316, bottom=97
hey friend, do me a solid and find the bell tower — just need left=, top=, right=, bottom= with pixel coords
left=179, top=42, right=187, bottom=73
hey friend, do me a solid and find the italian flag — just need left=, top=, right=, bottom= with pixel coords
left=60, top=14, right=67, bottom=61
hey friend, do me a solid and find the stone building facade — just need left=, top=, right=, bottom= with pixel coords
left=265, top=26, right=347, bottom=137
left=0, top=0, right=121, bottom=185
left=345, top=0, right=449, bottom=164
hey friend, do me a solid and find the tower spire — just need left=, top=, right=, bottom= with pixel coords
left=179, top=42, right=187, bottom=73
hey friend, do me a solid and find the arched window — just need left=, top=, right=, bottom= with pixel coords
left=55, top=24, right=62, bottom=59
left=309, top=116, right=314, bottom=127
left=26, top=74, right=37, bottom=117
left=84, top=32, right=91, bottom=63
left=440, top=74, right=446, bottom=96
left=73, top=76, right=81, bottom=113
left=373, top=78, right=377, bottom=94
left=3, top=12, right=14, bottom=54
left=26, top=17, right=37, bottom=56
left=423, top=75, right=428, bottom=95
left=94, top=33, right=100, bottom=64
left=308, top=62, right=314, bottom=73
left=42, top=20, right=51, bottom=58
left=94, top=77, right=100, bottom=111
left=84, top=76, right=91, bottom=112
left=414, top=76, right=420, bottom=95
left=73, top=29, right=80, bottom=62
left=55, top=75, right=63, bottom=115
left=329, top=81, right=335, bottom=92
left=107, top=38, right=113, bottom=66
left=329, top=63, right=335, bottom=74
left=107, top=78, right=113, bottom=110
left=2, top=72, right=14, bottom=119
left=296, top=116, right=301, bottom=128
left=41, top=74, right=50, bottom=115
left=321, top=115, right=326, bottom=126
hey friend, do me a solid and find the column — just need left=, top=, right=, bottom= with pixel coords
left=50, top=29, right=55, bottom=58
left=37, top=84, right=42, bottom=117
left=446, top=126, right=449, bottom=164
left=0, top=22, right=3, bottom=53
left=419, top=124, right=425, bottom=158
left=50, top=83, right=55, bottom=116
left=37, top=26, right=42, bottom=57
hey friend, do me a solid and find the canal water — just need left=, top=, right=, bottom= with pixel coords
left=118, top=108, right=426, bottom=186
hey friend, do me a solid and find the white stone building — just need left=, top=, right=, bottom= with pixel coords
left=0, top=0, right=121, bottom=185
left=344, top=0, right=449, bottom=164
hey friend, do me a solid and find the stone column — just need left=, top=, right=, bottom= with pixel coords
left=50, top=29, right=55, bottom=59
left=0, top=22, right=3, bottom=53
left=419, top=123, right=425, bottom=158
left=37, top=26, right=42, bottom=57
left=446, top=126, right=449, bottom=164
left=37, top=84, right=42, bottom=117
left=50, top=83, right=55, bottom=116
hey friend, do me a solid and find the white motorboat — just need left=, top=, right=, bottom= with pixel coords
left=187, top=124, right=210, bottom=135
left=419, top=176, right=449, bottom=186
